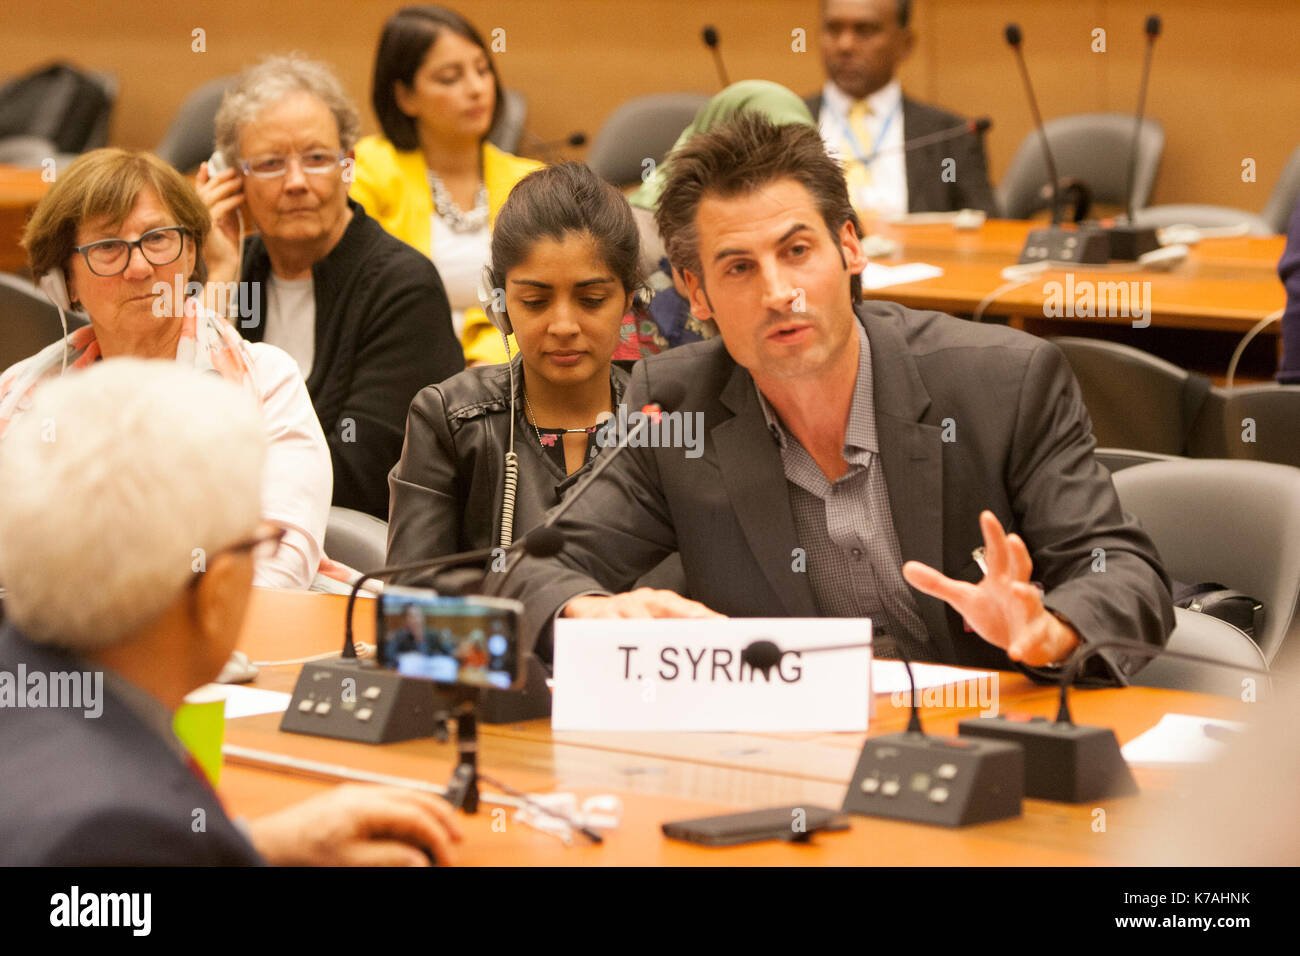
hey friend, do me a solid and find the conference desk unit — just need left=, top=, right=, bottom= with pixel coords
left=219, top=589, right=1249, bottom=866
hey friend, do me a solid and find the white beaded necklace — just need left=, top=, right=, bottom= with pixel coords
left=427, top=169, right=489, bottom=233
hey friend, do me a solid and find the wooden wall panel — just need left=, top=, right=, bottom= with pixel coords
left=1, top=0, right=1296, bottom=212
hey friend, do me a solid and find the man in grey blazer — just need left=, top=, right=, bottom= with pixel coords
left=499, top=114, right=1173, bottom=684
left=805, top=0, right=998, bottom=217
left=0, top=362, right=462, bottom=866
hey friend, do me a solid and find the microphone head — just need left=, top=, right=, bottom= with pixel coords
left=429, top=566, right=486, bottom=596
left=702, top=25, right=719, bottom=48
left=568, top=131, right=587, bottom=148
left=1145, top=14, right=1161, bottom=38
left=1004, top=23, right=1022, bottom=47
left=740, top=639, right=782, bottom=675
left=650, top=381, right=687, bottom=414
left=522, top=526, right=565, bottom=558
left=972, top=117, right=992, bottom=134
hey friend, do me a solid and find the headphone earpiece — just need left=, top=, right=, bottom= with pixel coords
left=38, top=270, right=72, bottom=312
left=477, top=264, right=512, bottom=337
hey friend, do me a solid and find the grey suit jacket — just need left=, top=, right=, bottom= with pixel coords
left=805, top=92, right=999, bottom=217
left=0, top=626, right=265, bottom=865
left=501, top=301, right=1174, bottom=683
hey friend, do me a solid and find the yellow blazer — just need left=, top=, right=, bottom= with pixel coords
left=351, top=135, right=543, bottom=365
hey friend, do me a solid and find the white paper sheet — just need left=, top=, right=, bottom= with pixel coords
left=1120, top=712, right=1249, bottom=766
left=861, top=261, right=944, bottom=290
left=870, top=660, right=996, bottom=695
left=193, top=683, right=293, bottom=720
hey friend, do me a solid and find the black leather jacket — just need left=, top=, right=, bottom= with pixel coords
left=386, top=354, right=630, bottom=577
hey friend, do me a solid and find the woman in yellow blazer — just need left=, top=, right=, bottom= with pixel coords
left=353, top=5, right=541, bottom=366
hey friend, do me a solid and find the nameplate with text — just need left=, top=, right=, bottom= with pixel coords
left=551, top=618, right=871, bottom=732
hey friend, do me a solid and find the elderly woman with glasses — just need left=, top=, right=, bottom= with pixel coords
left=0, top=147, right=331, bottom=590
left=198, top=54, right=463, bottom=520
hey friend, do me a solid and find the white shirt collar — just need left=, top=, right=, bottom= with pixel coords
left=823, top=78, right=903, bottom=119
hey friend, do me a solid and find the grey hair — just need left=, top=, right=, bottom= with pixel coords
left=0, top=360, right=265, bottom=651
left=214, top=53, right=362, bottom=166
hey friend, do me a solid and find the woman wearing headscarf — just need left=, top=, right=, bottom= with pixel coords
left=626, top=80, right=817, bottom=352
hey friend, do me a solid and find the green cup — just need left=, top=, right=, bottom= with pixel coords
left=173, top=687, right=227, bottom=786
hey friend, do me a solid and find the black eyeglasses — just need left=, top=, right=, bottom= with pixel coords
left=73, top=226, right=187, bottom=278
left=189, top=527, right=287, bottom=588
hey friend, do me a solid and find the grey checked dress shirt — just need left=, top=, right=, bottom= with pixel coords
left=755, top=322, right=931, bottom=657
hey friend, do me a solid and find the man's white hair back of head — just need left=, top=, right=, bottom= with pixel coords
left=0, top=359, right=265, bottom=651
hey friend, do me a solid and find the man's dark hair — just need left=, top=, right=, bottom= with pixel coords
left=490, top=162, right=643, bottom=299
left=654, top=113, right=863, bottom=302
left=371, top=5, right=503, bottom=150
left=821, top=0, right=915, bottom=28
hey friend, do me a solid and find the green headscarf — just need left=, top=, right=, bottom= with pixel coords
left=627, top=80, right=816, bottom=211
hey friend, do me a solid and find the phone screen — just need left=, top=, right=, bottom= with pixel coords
left=375, top=587, right=522, bottom=691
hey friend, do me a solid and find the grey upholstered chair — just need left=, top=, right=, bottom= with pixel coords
left=1051, top=337, right=1210, bottom=455
left=1111, top=459, right=1300, bottom=663
left=487, top=88, right=527, bottom=155
left=1132, top=203, right=1276, bottom=236
left=1261, top=143, right=1300, bottom=234
left=1131, top=607, right=1269, bottom=696
left=586, top=92, right=709, bottom=188
left=0, top=273, right=87, bottom=371
left=1188, top=385, right=1300, bottom=469
left=324, top=507, right=389, bottom=573
left=1093, top=448, right=1183, bottom=474
left=154, top=76, right=236, bottom=172
left=997, top=113, right=1164, bottom=219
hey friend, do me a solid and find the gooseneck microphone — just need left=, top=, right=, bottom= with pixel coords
left=741, top=633, right=1023, bottom=825
left=482, top=383, right=687, bottom=598
left=702, top=25, right=730, bottom=88
left=1004, top=23, right=1060, bottom=226
left=342, top=545, right=499, bottom=659
left=1126, top=15, right=1161, bottom=222
left=742, top=636, right=922, bottom=733
left=959, top=631, right=1272, bottom=802
left=1108, top=13, right=1164, bottom=260
left=866, top=117, right=993, bottom=163
left=1004, top=23, right=1111, bottom=264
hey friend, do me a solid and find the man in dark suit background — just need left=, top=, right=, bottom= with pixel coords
left=499, top=114, right=1173, bottom=684
left=805, top=0, right=998, bottom=218
left=0, top=361, right=462, bottom=866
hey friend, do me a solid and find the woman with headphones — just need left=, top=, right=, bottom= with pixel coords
left=386, top=162, right=640, bottom=569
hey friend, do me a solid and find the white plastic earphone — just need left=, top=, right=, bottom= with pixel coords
left=478, top=264, right=512, bottom=336
left=206, top=152, right=244, bottom=303
left=478, top=264, right=519, bottom=549
left=37, top=270, right=72, bottom=373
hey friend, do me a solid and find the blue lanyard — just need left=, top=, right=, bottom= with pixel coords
left=835, top=97, right=901, bottom=168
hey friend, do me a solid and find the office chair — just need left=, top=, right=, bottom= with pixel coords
left=586, top=92, right=709, bottom=188
left=1131, top=607, right=1269, bottom=696
left=997, top=113, right=1163, bottom=219
left=324, top=506, right=389, bottom=573
left=1111, top=458, right=1300, bottom=664
left=1051, top=337, right=1210, bottom=455
left=0, top=273, right=87, bottom=371
left=154, top=76, right=235, bottom=172
left=1093, top=448, right=1183, bottom=474
left=1188, top=384, right=1300, bottom=469
left=1132, top=203, right=1276, bottom=236
left=487, top=88, right=527, bottom=155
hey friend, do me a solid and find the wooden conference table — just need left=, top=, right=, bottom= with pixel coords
left=861, top=217, right=1286, bottom=336
left=218, top=589, right=1248, bottom=866
left=0, top=163, right=1286, bottom=335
